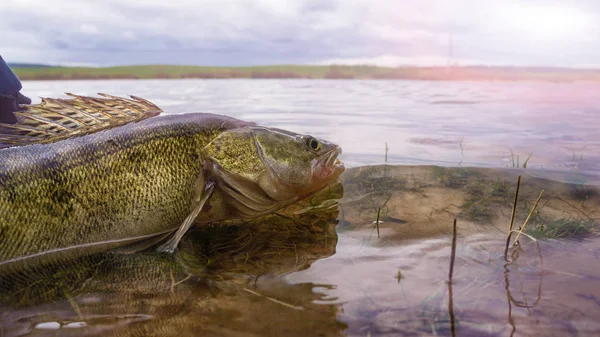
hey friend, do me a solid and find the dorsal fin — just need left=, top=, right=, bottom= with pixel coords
left=0, top=93, right=162, bottom=149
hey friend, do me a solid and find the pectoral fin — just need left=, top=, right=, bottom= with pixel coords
left=110, top=230, right=176, bottom=255
left=156, top=181, right=216, bottom=253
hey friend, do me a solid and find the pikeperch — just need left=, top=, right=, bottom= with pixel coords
left=0, top=94, right=344, bottom=274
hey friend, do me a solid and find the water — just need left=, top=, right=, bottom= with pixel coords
left=21, top=79, right=600, bottom=173
left=2, top=79, right=600, bottom=336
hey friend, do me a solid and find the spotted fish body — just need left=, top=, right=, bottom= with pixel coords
left=0, top=94, right=345, bottom=274
left=0, top=112, right=253, bottom=272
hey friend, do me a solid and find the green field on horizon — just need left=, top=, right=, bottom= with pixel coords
left=12, top=64, right=600, bottom=81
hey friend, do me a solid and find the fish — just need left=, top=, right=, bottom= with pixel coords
left=0, top=94, right=344, bottom=274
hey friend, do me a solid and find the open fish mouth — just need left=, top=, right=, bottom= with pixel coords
left=315, top=146, right=344, bottom=180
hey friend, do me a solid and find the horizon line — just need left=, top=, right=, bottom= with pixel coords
left=9, top=62, right=600, bottom=71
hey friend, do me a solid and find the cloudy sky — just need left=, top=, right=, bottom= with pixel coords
left=2, top=0, right=600, bottom=67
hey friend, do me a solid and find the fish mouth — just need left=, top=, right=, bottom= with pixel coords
left=314, top=145, right=345, bottom=181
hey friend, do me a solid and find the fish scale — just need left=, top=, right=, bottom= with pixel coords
left=0, top=112, right=252, bottom=273
left=0, top=94, right=344, bottom=275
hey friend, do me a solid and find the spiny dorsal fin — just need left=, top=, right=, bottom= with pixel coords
left=0, top=93, right=162, bottom=149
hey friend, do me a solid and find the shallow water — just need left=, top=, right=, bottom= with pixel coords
left=2, top=165, right=599, bottom=336
left=2, top=80, right=600, bottom=336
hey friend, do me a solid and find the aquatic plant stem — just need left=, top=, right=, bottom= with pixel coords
left=503, top=239, right=544, bottom=337
left=509, top=230, right=538, bottom=243
left=376, top=208, right=381, bottom=238
left=523, top=152, right=534, bottom=168
left=385, top=142, right=388, bottom=163
left=512, top=190, right=544, bottom=245
left=244, top=288, right=304, bottom=311
left=511, top=149, right=515, bottom=168
left=504, top=175, right=521, bottom=260
left=449, top=219, right=457, bottom=283
left=504, top=263, right=517, bottom=337
left=448, top=218, right=457, bottom=337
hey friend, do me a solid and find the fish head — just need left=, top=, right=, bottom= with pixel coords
left=251, top=126, right=345, bottom=199
left=203, top=126, right=344, bottom=209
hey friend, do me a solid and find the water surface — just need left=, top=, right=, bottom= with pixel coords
left=22, top=79, right=600, bottom=173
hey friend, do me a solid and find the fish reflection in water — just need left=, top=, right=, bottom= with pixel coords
left=0, top=182, right=345, bottom=337
left=2, top=165, right=600, bottom=336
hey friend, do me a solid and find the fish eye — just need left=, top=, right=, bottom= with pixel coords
left=306, top=137, right=321, bottom=151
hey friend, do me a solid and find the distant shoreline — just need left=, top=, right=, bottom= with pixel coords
left=12, top=64, right=600, bottom=82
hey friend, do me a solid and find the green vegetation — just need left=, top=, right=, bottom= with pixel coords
left=510, top=149, right=534, bottom=168
left=526, top=217, right=597, bottom=240
left=12, top=64, right=600, bottom=81
left=435, top=167, right=472, bottom=189
left=461, top=175, right=506, bottom=223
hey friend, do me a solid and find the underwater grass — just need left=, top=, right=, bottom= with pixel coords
left=459, top=173, right=505, bottom=223
left=435, top=167, right=471, bottom=189
left=526, top=218, right=597, bottom=239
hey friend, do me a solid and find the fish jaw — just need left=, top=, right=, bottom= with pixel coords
left=313, top=145, right=344, bottom=182
left=298, top=145, right=345, bottom=199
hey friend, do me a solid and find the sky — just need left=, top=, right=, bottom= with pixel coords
left=2, top=0, right=600, bottom=67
